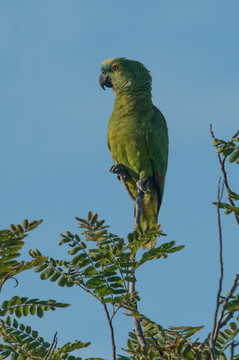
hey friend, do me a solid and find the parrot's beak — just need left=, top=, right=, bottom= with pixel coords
left=99, top=70, right=113, bottom=90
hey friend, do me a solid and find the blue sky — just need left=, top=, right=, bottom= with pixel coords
left=1, top=1, right=239, bottom=358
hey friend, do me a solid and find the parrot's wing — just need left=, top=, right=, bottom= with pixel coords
left=146, top=106, right=169, bottom=210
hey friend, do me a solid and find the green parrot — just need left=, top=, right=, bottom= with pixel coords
left=99, top=58, right=169, bottom=248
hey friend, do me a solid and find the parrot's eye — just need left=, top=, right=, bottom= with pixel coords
left=112, top=65, right=119, bottom=71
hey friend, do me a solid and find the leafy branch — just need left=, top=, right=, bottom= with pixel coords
left=210, top=125, right=239, bottom=226
left=0, top=219, right=91, bottom=360
left=29, top=212, right=184, bottom=359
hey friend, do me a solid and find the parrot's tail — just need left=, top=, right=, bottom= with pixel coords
left=138, top=191, right=160, bottom=249
left=127, top=176, right=162, bottom=249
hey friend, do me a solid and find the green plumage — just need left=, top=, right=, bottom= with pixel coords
left=101, top=58, right=169, bottom=248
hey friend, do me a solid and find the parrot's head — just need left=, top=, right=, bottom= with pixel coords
left=99, top=58, right=152, bottom=96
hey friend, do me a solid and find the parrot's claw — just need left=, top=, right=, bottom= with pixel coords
left=136, top=179, right=151, bottom=194
left=110, top=163, right=129, bottom=180
left=110, top=162, right=135, bottom=202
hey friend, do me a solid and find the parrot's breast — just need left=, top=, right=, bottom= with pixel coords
left=107, top=103, right=154, bottom=182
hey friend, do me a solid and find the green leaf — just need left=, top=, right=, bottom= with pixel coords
left=71, top=253, right=89, bottom=267
left=82, top=266, right=98, bottom=276
left=31, top=330, right=38, bottom=338
left=226, top=299, right=239, bottom=312
left=25, top=326, right=31, bottom=334
left=216, top=336, right=226, bottom=345
left=111, top=289, right=126, bottom=294
left=30, top=305, right=36, bottom=315
left=58, top=276, right=67, bottom=287
left=49, top=272, right=61, bottom=282
left=1, top=301, right=10, bottom=310
left=224, top=328, right=233, bottom=336
left=228, top=189, right=239, bottom=200
left=37, top=306, right=44, bottom=318
left=12, top=319, right=18, bottom=328
left=85, top=277, right=105, bottom=289
left=5, top=316, right=11, bottom=326
left=217, top=145, right=227, bottom=153
left=106, top=276, right=122, bottom=282
left=9, top=296, right=20, bottom=306
left=230, top=322, right=238, bottom=330
left=34, top=263, right=48, bottom=273
left=93, top=285, right=111, bottom=297
left=222, top=148, right=234, bottom=156
left=101, top=297, right=113, bottom=304
left=19, top=323, right=25, bottom=332
left=40, top=267, right=55, bottom=280
left=15, top=307, right=23, bottom=318
left=229, top=150, right=239, bottom=163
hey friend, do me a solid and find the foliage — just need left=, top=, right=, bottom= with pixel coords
left=211, top=130, right=239, bottom=219
left=0, top=220, right=90, bottom=360
left=1, top=128, right=239, bottom=359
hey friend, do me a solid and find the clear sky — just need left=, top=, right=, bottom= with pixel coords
left=1, top=1, right=239, bottom=359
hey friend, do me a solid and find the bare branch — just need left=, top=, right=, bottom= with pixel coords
left=214, top=273, right=239, bottom=338
left=201, top=274, right=239, bottom=353
left=102, top=302, right=116, bottom=360
left=231, top=340, right=235, bottom=360
left=129, top=275, right=147, bottom=348
left=232, top=129, right=239, bottom=139
left=209, top=178, right=224, bottom=360
left=44, top=332, right=57, bottom=360
left=230, top=340, right=239, bottom=360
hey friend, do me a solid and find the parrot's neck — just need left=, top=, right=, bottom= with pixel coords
left=113, top=90, right=152, bottom=118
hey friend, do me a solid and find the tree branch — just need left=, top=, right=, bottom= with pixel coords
left=129, top=257, right=147, bottom=349
left=209, top=178, right=224, bottom=360
left=207, top=178, right=239, bottom=359
left=44, top=332, right=57, bottom=360
left=210, top=124, right=239, bottom=226
left=231, top=340, right=239, bottom=360
left=102, top=302, right=116, bottom=360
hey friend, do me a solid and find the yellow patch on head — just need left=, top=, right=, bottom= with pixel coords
left=102, top=58, right=114, bottom=66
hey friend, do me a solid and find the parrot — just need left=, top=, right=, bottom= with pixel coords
left=99, top=58, right=169, bottom=248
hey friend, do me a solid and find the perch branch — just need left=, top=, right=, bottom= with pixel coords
left=129, top=274, right=147, bottom=348
left=102, top=302, right=116, bottom=360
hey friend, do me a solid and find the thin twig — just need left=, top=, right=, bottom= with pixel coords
left=209, top=179, right=224, bottom=360
left=44, top=332, right=57, bottom=360
left=102, top=302, right=116, bottom=360
left=230, top=340, right=235, bottom=360
left=200, top=275, right=239, bottom=352
left=208, top=179, right=239, bottom=358
left=129, top=254, right=147, bottom=349
left=129, top=278, right=147, bottom=348
left=232, top=129, right=239, bottom=139
left=230, top=340, right=239, bottom=360
left=214, top=274, right=239, bottom=339
left=210, top=124, right=239, bottom=226
left=231, top=341, right=239, bottom=360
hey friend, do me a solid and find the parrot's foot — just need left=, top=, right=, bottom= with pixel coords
left=110, top=163, right=129, bottom=180
left=136, top=179, right=151, bottom=194
left=110, top=163, right=135, bottom=202
left=134, top=178, right=151, bottom=230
